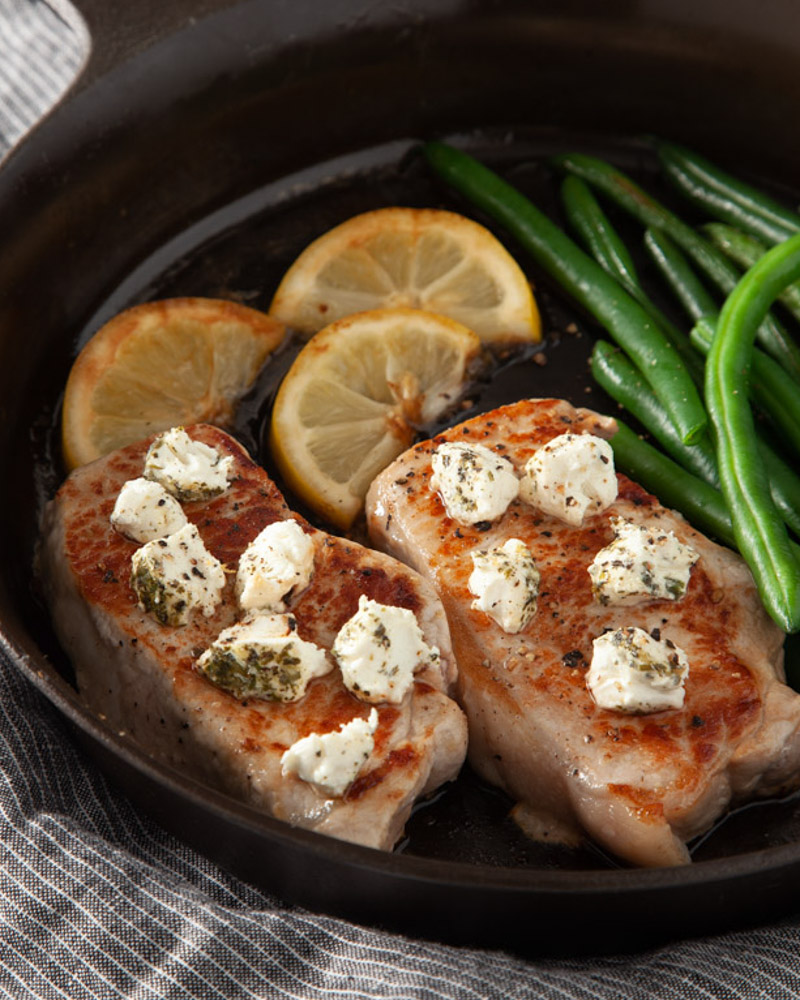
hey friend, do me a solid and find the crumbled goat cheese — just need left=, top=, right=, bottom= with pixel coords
left=197, top=612, right=331, bottom=702
left=236, top=519, right=315, bottom=613
left=519, top=433, right=617, bottom=526
left=332, top=595, right=440, bottom=704
left=430, top=441, right=519, bottom=525
left=110, top=477, right=188, bottom=543
left=587, top=626, right=689, bottom=714
left=468, top=538, right=540, bottom=633
left=130, top=522, right=225, bottom=626
left=143, top=427, right=234, bottom=501
left=281, top=708, right=379, bottom=798
left=588, top=517, right=700, bottom=606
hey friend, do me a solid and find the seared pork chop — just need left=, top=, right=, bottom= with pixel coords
left=366, top=398, right=800, bottom=867
left=39, top=425, right=467, bottom=850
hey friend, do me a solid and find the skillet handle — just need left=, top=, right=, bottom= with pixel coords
left=67, top=0, right=236, bottom=93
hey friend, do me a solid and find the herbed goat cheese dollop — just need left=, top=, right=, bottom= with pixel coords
left=332, top=595, right=440, bottom=704
left=110, top=477, right=188, bottom=543
left=519, top=432, right=617, bottom=526
left=280, top=708, right=379, bottom=798
left=197, top=612, right=331, bottom=701
left=587, top=626, right=689, bottom=714
left=144, top=427, right=234, bottom=502
left=236, top=519, right=315, bottom=614
left=130, top=522, right=226, bottom=626
left=588, top=517, right=700, bottom=606
left=468, top=538, right=540, bottom=633
left=430, top=441, right=519, bottom=525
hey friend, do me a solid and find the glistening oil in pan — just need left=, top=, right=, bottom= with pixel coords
left=38, top=128, right=800, bottom=871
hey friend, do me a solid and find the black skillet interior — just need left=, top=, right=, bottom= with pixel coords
left=3, top=0, right=800, bottom=953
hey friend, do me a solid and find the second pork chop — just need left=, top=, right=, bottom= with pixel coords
left=366, top=398, right=800, bottom=867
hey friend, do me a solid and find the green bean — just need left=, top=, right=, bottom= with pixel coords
left=552, top=152, right=800, bottom=382
left=560, top=176, right=641, bottom=296
left=706, top=233, right=800, bottom=631
left=608, top=421, right=736, bottom=548
left=423, top=142, right=707, bottom=444
left=704, top=222, right=800, bottom=324
left=591, top=340, right=718, bottom=485
left=764, top=449, right=800, bottom=539
left=561, top=177, right=704, bottom=384
left=689, top=315, right=715, bottom=349
left=643, top=227, right=718, bottom=322
left=692, top=316, right=800, bottom=458
left=654, top=138, right=800, bottom=245
left=704, top=222, right=771, bottom=270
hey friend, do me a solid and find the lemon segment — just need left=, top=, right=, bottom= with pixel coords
left=269, top=207, right=540, bottom=346
left=62, top=298, right=285, bottom=469
left=269, top=308, right=482, bottom=529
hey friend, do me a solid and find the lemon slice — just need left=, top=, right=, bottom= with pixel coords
left=62, top=297, right=285, bottom=469
left=269, top=308, right=481, bottom=528
left=269, top=207, right=540, bottom=346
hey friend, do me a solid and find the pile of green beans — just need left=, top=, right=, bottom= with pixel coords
left=554, top=168, right=800, bottom=541
left=551, top=152, right=800, bottom=383
left=424, top=139, right=800, bottom=632
left=641, top=232, right=800, bottom=454
left=655, top=139, right=800, bottom=245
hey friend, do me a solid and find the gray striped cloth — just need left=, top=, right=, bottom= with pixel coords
left=3, top=2, right=800, bottom=996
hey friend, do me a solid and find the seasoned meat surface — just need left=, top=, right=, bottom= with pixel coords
left=39, top=425, right=467, bottom=851
left=366, top=398, right=799, bottom=866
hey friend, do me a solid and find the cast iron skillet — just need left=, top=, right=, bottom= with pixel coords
left=3, top=0, right=800, bottom=955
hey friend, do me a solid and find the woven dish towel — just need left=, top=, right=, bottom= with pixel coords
left=3, top=2, right=800, bottom=997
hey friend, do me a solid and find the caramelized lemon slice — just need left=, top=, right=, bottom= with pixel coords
left=62, top=297, right=285, bottom=469
left=269, top=207, right=540, bottom=346
left=269, top=308, right=482, bottom=528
